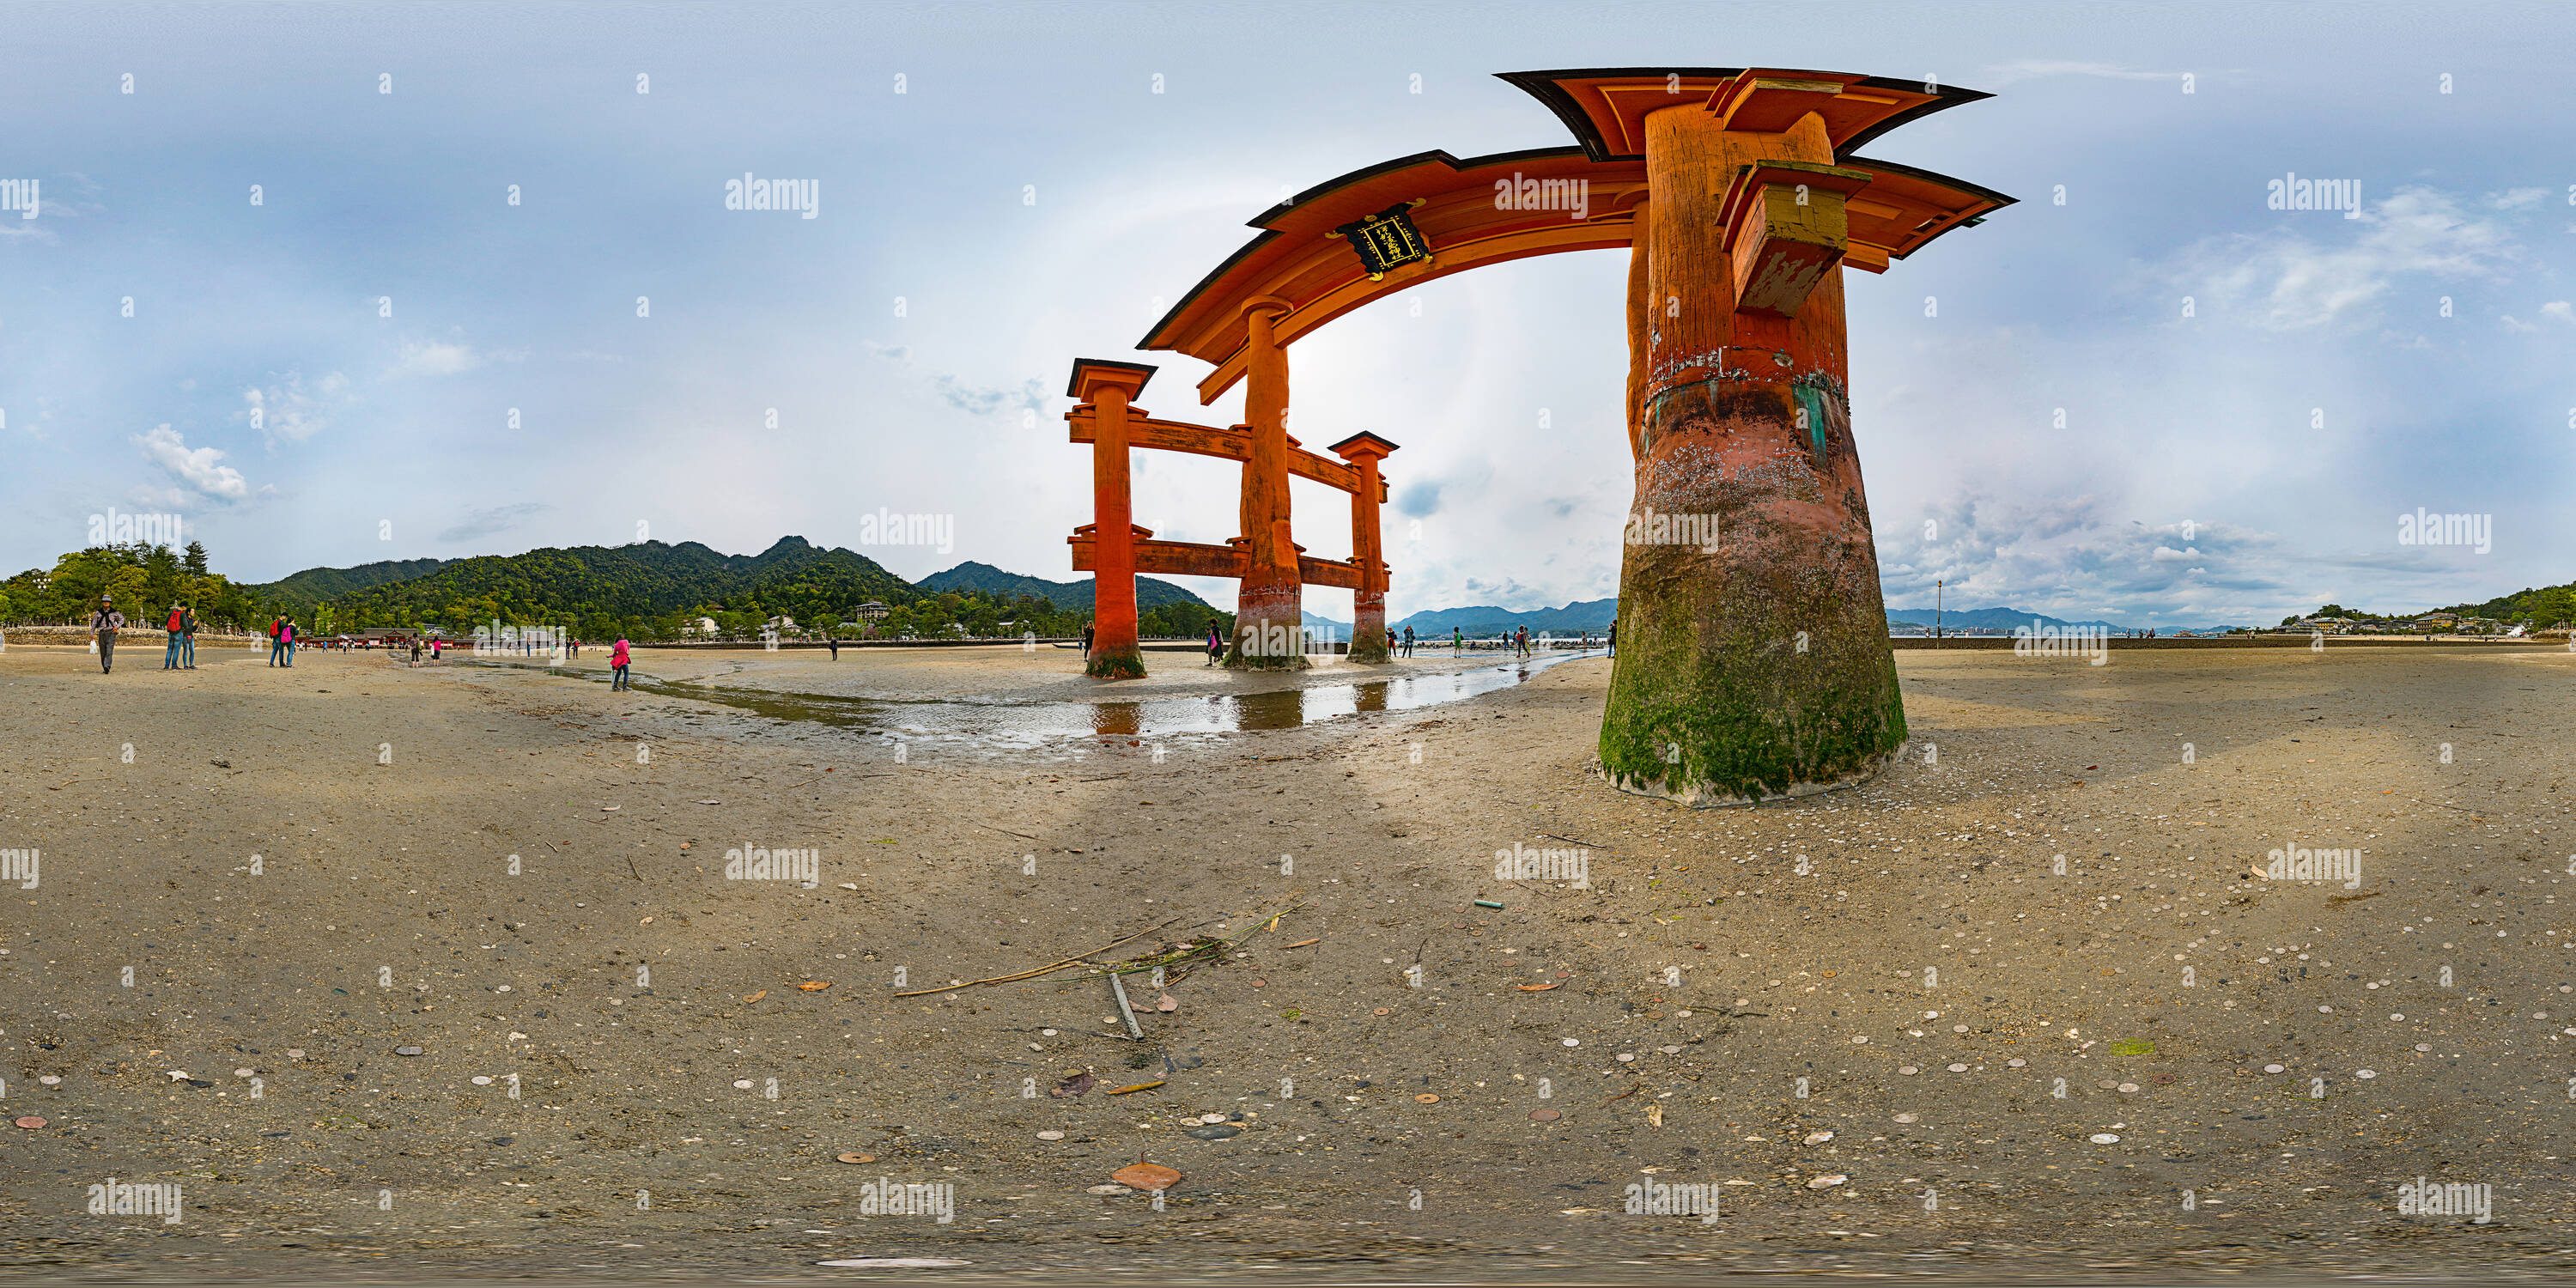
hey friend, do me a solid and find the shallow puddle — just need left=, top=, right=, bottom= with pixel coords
left=474, top=650, right=1595, bottom=744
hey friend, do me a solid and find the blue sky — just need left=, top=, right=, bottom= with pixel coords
left=5, top=1, right=2571, bottom=625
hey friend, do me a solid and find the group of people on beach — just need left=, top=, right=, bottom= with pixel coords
left=75, top=590, right=637, bottom=690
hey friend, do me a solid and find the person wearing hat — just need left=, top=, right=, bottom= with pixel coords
left=90, top=595, right=125, bottom=674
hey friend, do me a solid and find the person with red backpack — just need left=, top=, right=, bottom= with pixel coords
left=267, top=617, right=284, bottom=666
left=610, top=638, right=633, bottom=690
left=162, top=603, right=186, bottom=670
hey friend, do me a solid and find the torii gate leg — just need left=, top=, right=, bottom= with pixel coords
left=1598, top=107, right=1907, bottom=805
left=1072, top=361, right=1152, bottom=678
left=1334, top=434, right=1396, bottom=663
left=1228, top=298, right=1308, bottom=670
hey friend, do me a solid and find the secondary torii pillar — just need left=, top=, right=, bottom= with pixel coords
left=1069, top=359, right=1155, bottom=679
left=1330, top=432, right=1398, bottom=662
left=1227, top=295, right=1306, bottom=669
left=1601, top=83, right=1906, bottom=805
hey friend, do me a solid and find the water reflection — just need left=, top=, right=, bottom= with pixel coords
left=480, top=651, right=1595, bottom=746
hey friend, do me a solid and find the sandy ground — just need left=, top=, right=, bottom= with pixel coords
left=2, top=640, right=2573, bottom=1284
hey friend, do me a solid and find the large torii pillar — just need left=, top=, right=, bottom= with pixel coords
left=1226, top=296, right=1307, bottom=669
left=1600, top=86, right=1907, bottom=805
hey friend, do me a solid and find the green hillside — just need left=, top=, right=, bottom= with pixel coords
left=920, top=561, right=1212, bottom=611
left=252, top=557, right=450, bottom=614
left=319, top=538, right=915, bottom=640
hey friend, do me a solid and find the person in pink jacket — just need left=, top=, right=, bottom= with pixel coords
left=611, top=638, right=632, bottom=690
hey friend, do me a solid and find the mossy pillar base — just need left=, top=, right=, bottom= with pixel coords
left=1596, top=100, right=1906, bottom=806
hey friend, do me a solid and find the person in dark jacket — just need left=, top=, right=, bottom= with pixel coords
left=91, top=596, right=125, bottom=673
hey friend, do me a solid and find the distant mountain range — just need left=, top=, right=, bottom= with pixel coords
left=249, top=544, right=2262, bottom=640
left=1885, top=606, right=2254, bottom=635
left=1298, top=598, right=1619, bottom=637
left=918, top=561, right=1212, bottom=612
left=254, top=538, right=915, bottom=625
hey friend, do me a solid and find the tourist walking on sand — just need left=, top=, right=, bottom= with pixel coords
left=611, top=637, right=633, bottom=690
left=1452, top=626, right=1462, bottom=657
left=1081, top=623, right=1095, bottom=658
left=281, top=617, right=298, bottom=666
left=827, top=631, right=839, bottom=661
left=1206, top=622, right=1223, bottom=665
left=91, top=595, right=125, bottom=674
left=410, top=636, right=422, bottom=667
left=1607, top=619, right=1616, bottom=658
left=267, top=616, right=284, bottom=666
left=1403, top=625, right=1415, bottom=658
left=179, top=602, right=197, bottom=668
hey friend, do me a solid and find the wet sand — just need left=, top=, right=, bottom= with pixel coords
left=3, top=641, right=2573, bottom=1283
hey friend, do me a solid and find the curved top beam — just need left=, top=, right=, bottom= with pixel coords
left=1139, top=67, right=2008, bottom=404
left=1494, top=66, right=1993, bottom=163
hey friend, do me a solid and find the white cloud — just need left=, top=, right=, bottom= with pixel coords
left=2488, top=187, right=2551, bottom=210
left=2543, top=301, right=2574, bottom=323
left=391, top=338, right=480, bottom=377
left=2171, top=186, right=2518, bottom=330
left=135, top=425, right=250, bottom=501
left=1979, top=59, right=2195, bottom=88
left=241, top=370, right=348, bottom=446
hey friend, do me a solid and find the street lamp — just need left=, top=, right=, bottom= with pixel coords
left=1935, top=580, right=1943, bottom=639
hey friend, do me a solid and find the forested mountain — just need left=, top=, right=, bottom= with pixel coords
left=252, top=557, right=450, bottom=615
left=920, top=561, right=1212, bottom=611
left=316, top=538, right=917, bottom=640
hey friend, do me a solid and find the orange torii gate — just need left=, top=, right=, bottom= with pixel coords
left=1070, top=64, right=2011, bottom=810
left=1066, top=357, right=1394, bottom=677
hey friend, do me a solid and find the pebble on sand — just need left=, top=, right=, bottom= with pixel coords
left=1531, top=1109, right=1560, bottom=1121
left=1036, top=1131, right=1065, bottom=1140
left=394, top=1046, right=423, bottom=1056
left=13, top=1116, right=46, bottom=1129
left=1806, top=1174, right=1847, bottom=1189
left=2090, top=1133, right=2121, bottom=1144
